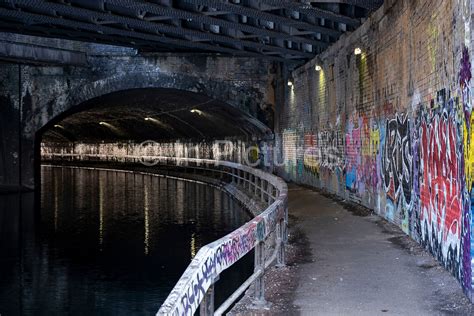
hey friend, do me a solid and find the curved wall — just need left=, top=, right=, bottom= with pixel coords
left=276, top=0, right=474, bottom=300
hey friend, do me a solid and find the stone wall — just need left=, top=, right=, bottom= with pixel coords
left=276, top=0, right=474, bottom=300
left=0, top=34, right=278, bottom=188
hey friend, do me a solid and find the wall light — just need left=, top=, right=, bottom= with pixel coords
left=354, top=47, right=362, bottom=55
left=144, top=117, right=152, bottom=121
left=99, top=121, right=106, bottom=125
left=54, top=124, right=64, bottom=128
left=190, top=109, right=203, bottom=115
left=315, top=65, right=322, bottom=71
left=287, top=80, right=293, bottom=87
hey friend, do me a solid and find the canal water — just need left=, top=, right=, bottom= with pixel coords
left=0, top=166, right=253, bottom=315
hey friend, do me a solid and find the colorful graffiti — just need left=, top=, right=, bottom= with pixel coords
left=159, top=187, right=286, bottom=316
left=279, top=30, right=474, bottom=298
left=362, top=118, right=380, bottom=192
left=319, top=130, right=345, bottom=172
left=418, top=104, right=462, bottom=277
left=379, top=114, right=413, bottom=231
left=344, top=115, right=381, bottom=200
left=303, top=132, right=319, bottom=174
left=459, top=46, right=473, bottom=294
left=345, top=117, right=361, bottom=192
left=381, top=114, right=413, bottom=206
left=303, top=130, right=344, bottom=176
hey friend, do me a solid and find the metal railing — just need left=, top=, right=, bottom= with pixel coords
left=42, top=153, right=288, bottom=316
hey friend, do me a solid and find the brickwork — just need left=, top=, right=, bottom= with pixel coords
left=0, top=35, right=277, bottom=188
left=276, top=0, right=474, bottom=300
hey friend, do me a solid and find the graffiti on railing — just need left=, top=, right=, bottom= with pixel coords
left=160, top=200, right=285, bottom=315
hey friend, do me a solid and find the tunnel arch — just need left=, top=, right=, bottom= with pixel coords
left=30, top=70, right=272, bottom=138
left=17, top=55, right=275, bottom=189
left=34, top=86, right=272, bottom=189
left=38, top=87, right=271, bottom=143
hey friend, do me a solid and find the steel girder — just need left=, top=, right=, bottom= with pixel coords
left=0, top=0, right=383, bottom=62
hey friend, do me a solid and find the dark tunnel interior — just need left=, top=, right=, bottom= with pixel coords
left=39, top=88, right=272, bottom=143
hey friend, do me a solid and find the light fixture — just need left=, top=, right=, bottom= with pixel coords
left=54, top=124, right=63, bottom=128
left=315, top=65, right=322, bottom=71
left=190, top=109, right=202, bottom=115
left=287, top=80, right=293, bottom=87
left=144, top=117, right=152, bottom=121
left=354, top=47, right=362, bottom=55
left=99, top=121, right=106, bottom=125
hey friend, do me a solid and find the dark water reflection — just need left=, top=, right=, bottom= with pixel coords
left=0, top=166, right=253, bottom=315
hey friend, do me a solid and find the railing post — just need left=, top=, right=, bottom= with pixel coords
left=200, top=275, right=219, bottom=316
left=254, top=175, right=258, bottom=196
left=276, top=218, right=285, bottom=267
left=260, top=180, right=265, bottom=202
left=267, top=184, right=273, bottom=206
left=253, top=241, right=267, bottom=308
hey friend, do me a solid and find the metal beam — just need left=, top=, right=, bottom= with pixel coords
left=107, top=0, right=335, bottom=46
left=0, top=0, right=383, bottom=61
left=180, top=0, right=345, bottom=36
left=308, top=0, right=384, bottom=11
left=0, top=7, right=295, bottom=61
left=7, top=1, right=314, bottom=59
left=258, top=0, right=360, bottom=26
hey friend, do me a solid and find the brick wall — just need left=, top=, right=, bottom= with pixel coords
left=0, top=34, right=278, bottom=188
left=276, top=0, right=474, bottom=300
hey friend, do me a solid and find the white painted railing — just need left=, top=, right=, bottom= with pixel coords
left=42, top=153, right=288, bottom=316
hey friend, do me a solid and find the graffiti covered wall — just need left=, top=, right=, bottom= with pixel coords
left=277, top=0, right=474, bottom=300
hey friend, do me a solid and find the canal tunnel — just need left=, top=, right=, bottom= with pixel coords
left=39, top=88, right=271, bottom=143
left=2, top=0, right=474, bottom=314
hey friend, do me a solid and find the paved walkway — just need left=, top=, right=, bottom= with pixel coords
left=288, top=185, right=473, bottom=315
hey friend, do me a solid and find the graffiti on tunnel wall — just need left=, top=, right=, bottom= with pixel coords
left=302, top=130, right=344, bottom=176
left=380, top=113, right=413, bottom=232
left=280, top=47, right=474, bottom=294
left=459, top=46, right=473, bottom=293
left=381, top=114, right=413, bottom=208
left=345, top=115, right=381, bottom=198
left=418, top=98, right=463, bottom=278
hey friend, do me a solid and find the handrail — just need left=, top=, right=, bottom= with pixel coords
left=41, top=153, right=289, bottom=316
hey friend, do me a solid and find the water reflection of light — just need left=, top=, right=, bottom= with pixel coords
left=54, top=173, right=59, bottom=231
left=99, top=175, right=104, bottom=251
left=144, top=185, right=150, bottom=255
left=190, top=232, right=196, bottom=258
left=176, top=180, right=185, bottom=224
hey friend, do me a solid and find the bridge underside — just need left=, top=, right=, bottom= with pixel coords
left=0, top=0, right=382, bottom=63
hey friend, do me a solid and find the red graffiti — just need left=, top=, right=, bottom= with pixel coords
left=419, top=112, right=462, bottom=257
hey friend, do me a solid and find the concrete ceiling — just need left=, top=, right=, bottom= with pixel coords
left=40, top=88, right=272, bottom=143
left=0, top=0, right=383, bottom=62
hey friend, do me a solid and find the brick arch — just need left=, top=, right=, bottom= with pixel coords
left=62, top=72, right=259, bottom=126
left=38, top=87, right=271, bottom=143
